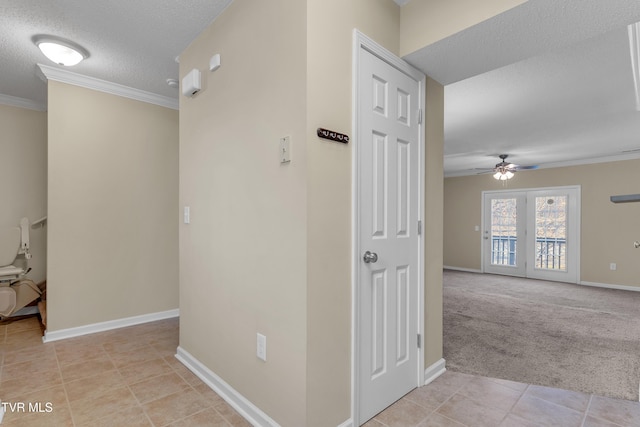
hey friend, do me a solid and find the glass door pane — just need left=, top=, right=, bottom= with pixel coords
left=484, top=192, right=526, bottom=277
left=490, top=198, right=518, bottom=266
left=534, top=195, right=568, bottom=271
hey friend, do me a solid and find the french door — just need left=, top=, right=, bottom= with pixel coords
left=483, top=186, right=580, bottom=283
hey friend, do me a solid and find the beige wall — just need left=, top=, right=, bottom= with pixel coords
left=424, top=77, right=444, bottom=367
left=444, top=159, right=640, bottom=288
left=305, top=1, right=400, bottom=425
left=178, top=0, right=532, bottom=424
left=400, top=0, right=528, bottom=56
left=179, top=0, right=308, bottom=425
left=47, top=81, right=179, bottom=331
left=178, top=0, right=404, bottom=424
left=306, top=0, right=400, bottom=426
left=0, top=104, right=48, bottom=284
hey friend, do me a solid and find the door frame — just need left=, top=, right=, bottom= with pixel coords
left=351, top=30, right=426, bottom=426
left=481, top=185, right=581, bottom=284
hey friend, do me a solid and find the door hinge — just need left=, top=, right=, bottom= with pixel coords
left=417, top=220, right=422, bottom=235
left=417, top=334, right=421, bottom=349
left=417, top=109, right=422, bottom=124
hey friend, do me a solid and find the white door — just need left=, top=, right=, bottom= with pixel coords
left=525, top=188, right=579, bottom=283
left=356, top=40, right=423, bottom=424
left=483, top=187, right=580, bottom=283
left=483, top=192, right=527, bottom=277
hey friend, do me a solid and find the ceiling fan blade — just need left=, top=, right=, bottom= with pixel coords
left=514, top=165, right=539, bottom=170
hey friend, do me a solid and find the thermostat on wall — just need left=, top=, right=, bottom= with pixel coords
left=182, top=68, right=201, bottom=97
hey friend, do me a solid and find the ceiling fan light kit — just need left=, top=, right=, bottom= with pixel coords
left=488, top=154, right=538, bottom=180
left=493, top=169, right=514, bottom=180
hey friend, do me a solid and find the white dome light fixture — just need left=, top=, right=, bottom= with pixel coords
left=32, top=35, right=89, bottom=66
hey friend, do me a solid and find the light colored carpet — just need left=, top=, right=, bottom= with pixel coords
left=444, top=270, right=640, bottom=401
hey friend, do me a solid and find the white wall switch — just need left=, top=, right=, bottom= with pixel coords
left=257, top=333, right=267, bottom=361
left=184, top=206, right=190, bottom=224
left=474, top=225, right=480, bottom=232
left=280, top=136, right=291, bottom=164
left=610, top=263, right=617, bottom=271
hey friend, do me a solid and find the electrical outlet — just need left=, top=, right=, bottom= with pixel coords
left=257, top=333, right=267, bottom=361
left=610, top=263, right=617, bottom=271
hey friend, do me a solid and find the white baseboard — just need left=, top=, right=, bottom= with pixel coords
left=42, top=309, right=179, bottom=343
left=336, top=419, right=353, bottom=427
left=176, top=346, right=280, bottom=427
left=443, top=266, right=483, bottom=274
left=424, top=358, right=446, bottom=386
left=580, top=281, right=640, bottom=292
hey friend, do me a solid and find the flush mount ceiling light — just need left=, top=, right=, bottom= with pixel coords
left=32, top=35, right=89, bottom=66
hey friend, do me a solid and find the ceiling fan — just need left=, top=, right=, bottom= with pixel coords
left=479, top=154, right=538, bottom=180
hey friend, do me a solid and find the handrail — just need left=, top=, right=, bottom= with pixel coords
left=31, top=216, right=47, bottom=229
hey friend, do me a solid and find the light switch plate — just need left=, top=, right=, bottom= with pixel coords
left=280, top=136, right=291, bottom=163
left=183, top=206, right=190, bottom=224
left=257, top=333, right=267, bottom=361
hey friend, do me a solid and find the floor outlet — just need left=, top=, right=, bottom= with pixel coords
left=257, top=333, right=267, bottom=361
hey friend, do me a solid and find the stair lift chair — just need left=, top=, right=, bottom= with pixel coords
left=0, top=217, right=42, bottom=318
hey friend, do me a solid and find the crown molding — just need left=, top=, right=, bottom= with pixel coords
left=37, top=64, right=178, bottom=110
left=0, top=93, right=46, bottom=112
left=445, top=151, right=640, bottom=178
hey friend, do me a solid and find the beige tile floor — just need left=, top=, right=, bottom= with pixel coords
left=0, top=316, right=250, bottom=427
left=2, top=316, right=640, bottom=427
left=366, top=371, right=640, bottom=427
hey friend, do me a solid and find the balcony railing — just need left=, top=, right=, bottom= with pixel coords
left=491, top=236, right=566, bottom=270
left=491, top=235, right=517, bottom=266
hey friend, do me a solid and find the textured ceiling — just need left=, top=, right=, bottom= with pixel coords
left=403, top=0, right=640, bottom=176
left=3, top=0, right=640, bottom=177
left=0, top=0, right=232, bottom=109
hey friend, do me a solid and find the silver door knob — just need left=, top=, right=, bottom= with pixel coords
left=363, top=251, right=378, bottom=263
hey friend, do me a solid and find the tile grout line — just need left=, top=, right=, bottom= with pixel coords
left=437, top=413, right=469, bottom=427
left=412, top=378, right=476, bottom=426
left=173, top=368, right=236, bottom=426
left=53, top=340, right=78, bottom=427
left=114, top=329, right=222, bottom=427
left=579, top=394, right=593, bottom=427
left=499, top=383, right=531, bottom=425
left=108, top=334, right=159, bottom=427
